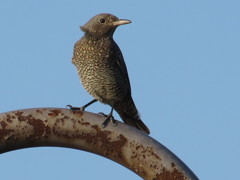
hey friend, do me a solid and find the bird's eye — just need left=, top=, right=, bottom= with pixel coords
left=99, top=19, right=106, bottom=23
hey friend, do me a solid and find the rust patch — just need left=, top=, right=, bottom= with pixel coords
left=96, top=132, right=127, bottom=160
left=52, top=122, right=128, bottom=163
left=15, top=111, right=25, bottom=121
left=155, top=167, right=186, bottom=180
left=0, top=121, right=7, bottom=129
left=0, top=120, right=14, bottom=140
left=48, top=109, right=62, bottom=117
left=6, top=117, right=12, bottom=123
left=91, top=124, right=101, bottom=132
left=80, top=121, right=91, bottom=126
left=36, top=109, right=43, bottom=114
left=13, top=111, right=51, bottom=140
left=128, top=142, right=163, bottom=178
left=27, top=117, right=47, bottom=138
left=149, top=147, right=161, bottom=160
left=133, top=144, right=160, bottom=161
left=71, top=109, right=83, bottom=116
left=5, top=114, right=13, bottom=123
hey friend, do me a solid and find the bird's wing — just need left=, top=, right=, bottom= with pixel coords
left=113, top=42, right=132, bottom=95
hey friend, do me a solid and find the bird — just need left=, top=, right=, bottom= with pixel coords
left=71, top=13, right=150, bottom=134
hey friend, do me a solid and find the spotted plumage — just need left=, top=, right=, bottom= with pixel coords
left=72, top=13, right=150, bottom=134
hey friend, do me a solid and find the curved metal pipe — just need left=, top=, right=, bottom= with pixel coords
left=0, top=108, right=198, bottom=180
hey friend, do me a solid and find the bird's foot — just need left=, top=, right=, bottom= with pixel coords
left=66, top=99, right=98, bottom=112
left=98, top=112, right=107, bottom=116
left=66, top=105, right=85, bottom=111
left=99, top=112, right=117, bottom=128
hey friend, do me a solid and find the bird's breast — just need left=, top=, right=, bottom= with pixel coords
left=72, top=38, right=128, bottom=103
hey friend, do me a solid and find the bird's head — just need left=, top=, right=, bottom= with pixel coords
left=80, top=13, right=131, bottom=38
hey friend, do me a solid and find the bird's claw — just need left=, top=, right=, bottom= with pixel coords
left=112, top=120, right=117, bottom=127
left=66, top=105, right=84, bottom=111
left=98, top=112, right=107, bottom=116
left=101, top=114, right=117, bottom=128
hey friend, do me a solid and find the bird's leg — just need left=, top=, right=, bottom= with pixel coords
left=101, top=106, right=117, bottom=128
left=80, top=99, right=98, bottom=111
left=67, top=99, right=97, bottom=111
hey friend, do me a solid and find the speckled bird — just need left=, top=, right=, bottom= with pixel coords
left=72, top=13, right=150, bottom=134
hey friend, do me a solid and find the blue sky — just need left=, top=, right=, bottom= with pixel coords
left=0, top=1, right=239, bottom=179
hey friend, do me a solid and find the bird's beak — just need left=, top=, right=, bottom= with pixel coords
left=112, top=19, right=132, bottom=26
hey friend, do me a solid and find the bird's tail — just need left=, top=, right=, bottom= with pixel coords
left=114, top=97, right=150, bottom=134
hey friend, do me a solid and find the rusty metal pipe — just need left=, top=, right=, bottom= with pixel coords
left=0, top=108, right=198, bottom=180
